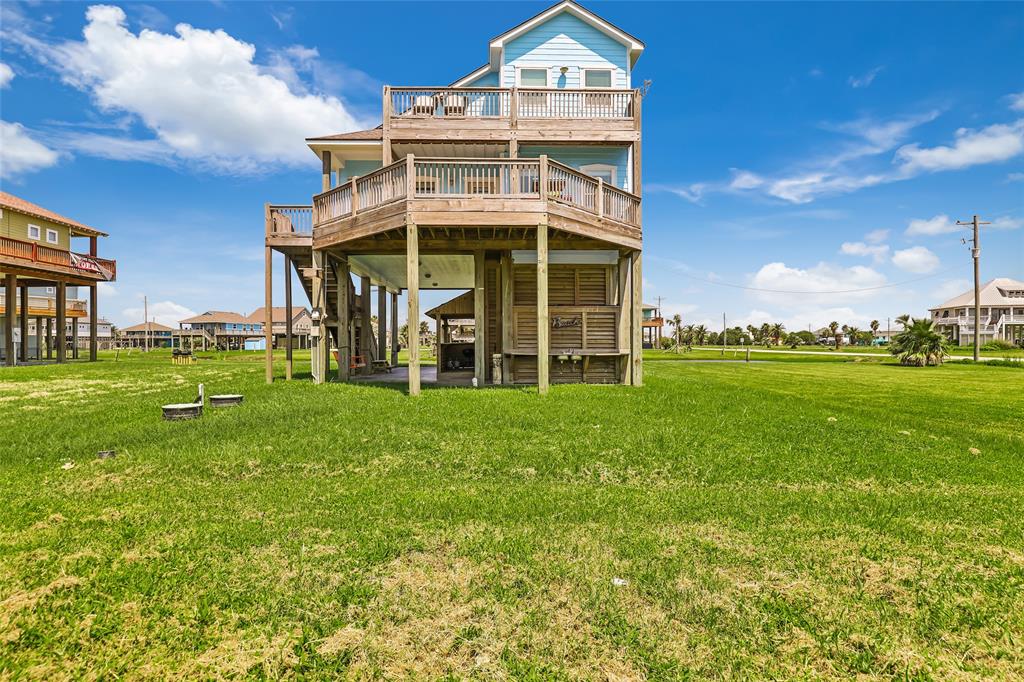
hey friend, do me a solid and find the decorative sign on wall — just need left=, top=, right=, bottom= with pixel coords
left=552, top=316, right=582, bottom=329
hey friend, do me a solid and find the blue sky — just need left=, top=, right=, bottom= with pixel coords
left=1, top=1, right=1021, bottom=331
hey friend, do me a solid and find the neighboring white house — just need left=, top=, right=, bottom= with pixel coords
left=930, top=278, right=1024, bottom=344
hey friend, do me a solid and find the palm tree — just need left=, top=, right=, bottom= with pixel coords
left=889, top=317, right=949, bottom=366
left=694, top=324, right=708, bottom=346
left=846, top=326, right=861, bottom=347
left=759, top=323, right=772, bottom=348
left=896, top=314, right=910, bottom=328
left=770, top=322, right=785, bottom=346
left=827, top=321, right=840, bottom=350
left=870, top=319, right=880, bottom=340
left=669, top=314, right=683, bottom=353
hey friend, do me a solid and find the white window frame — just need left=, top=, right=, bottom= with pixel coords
left=27, top=224, right=41, bottom=240
left=582, top=68, right=614, bottom=89
left=580, top=163, right=617, bottom=186
left=45, top=228, right=59, bottom=244
left=516, top=66, right=550, bottom=88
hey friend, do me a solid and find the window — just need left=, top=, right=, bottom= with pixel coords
left=518, top=67, right=549, bottom=87
left=580, top=163, right=617, bottom=186
left=583, top=69, right=613, bottom=88
left=45, top=228, right=58, bottom=244
left=27, top=224, right=41, bottom=240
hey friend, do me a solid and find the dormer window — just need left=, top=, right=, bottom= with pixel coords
left=583, top=69, right=612, bottom=88
left=518, top=67, right=549, bottom=87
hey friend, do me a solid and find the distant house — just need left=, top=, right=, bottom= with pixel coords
left=248, top=306, right=311, bottom=349
left=179, top=311, right=264, bottom=350
left=930, top=278, right=1024, bottom=344
left=120, top=321, right=173, bottom=348
left=641, top=302, right=663, bottom=348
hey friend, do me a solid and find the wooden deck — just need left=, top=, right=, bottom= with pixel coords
left=385, top=87, right=640, bottom=143
left=0, top=235, right=117, bottom=283
left=307, top=156, right=641, bottom=250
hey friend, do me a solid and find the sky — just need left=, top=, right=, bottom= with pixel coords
left=1, top=1, right=1021, bottom=332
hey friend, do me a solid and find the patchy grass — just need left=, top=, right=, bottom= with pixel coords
left=1, top=350, right=1022, bottom=678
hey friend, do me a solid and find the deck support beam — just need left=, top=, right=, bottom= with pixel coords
left=264, top=220, right=273, bottom=383
left=45, top=317, right=52, bottom=360
left=336, top=256, right=351, bottom=381
left=377, top=284, right=387, bottom=365
left=631, top=250, right=643, bottom=386
left=474, top=250, right=486, bottom=386
left=537, top=223, right=549, bottom=395
left=500, top=253, right=513, bottom=385
left=390, top=290, right=399, bottom=367
left=72, top=312, right=79, bottom=359
left=406, top=220, right=420, bottom=396
left=284, top=253, right=293, bottom=380
left=4, top=275, right=14, bottom=366
left=19, top=283, right=28, bottom=363
left=360, top=274, right=372, bottom=373
left=311, top=249, right=326, bottom=384
left=617, top=254, right=632, bottom=385
left=55, top=282, right=66, bottom=364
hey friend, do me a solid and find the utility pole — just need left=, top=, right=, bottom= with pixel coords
left=722, top=312, right=726, bottom=356
left=956, top=215, right=990, bottom=362
left=144, top=295, right=150, bottom=352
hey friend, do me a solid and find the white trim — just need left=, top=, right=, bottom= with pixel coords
left=45, top=228, right=58, bottom=244
left=580, top=163, right=617, bottom=186
left=27, top=223, right=40, bottom=240
left=581, top=68, right=613, bottom=89
left=516, top=66, right=550, bottom=87
left=450, top=64, right=494, bottom=88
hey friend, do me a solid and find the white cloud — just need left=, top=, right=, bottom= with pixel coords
left=0, top=62, right=13, bottom=88
left=895, top=120, right=1024, bottom=174
left=0, top=120, right=60, bottom=178
left=892, top=246, right=940, bottom=274
left=840, top=241, right=889, bottom=263
left=848, top=66, right=884, bottom=88
left=749, top=262, right=888, bottom=305
left=766, top=172, right=886, bottom=204
left=905, top=214, right=958, bottom=236
left=12, top=5, right=365, bottom=174
left=931, top=278, right=971, bottom=304
left=97, top=281, right=117, bottom=298
left=992, top=215, right=1023, bottom=230
left=864, top=229, right=889, bottom=244
left=728, top=169, right=764, bottom=190
left=1008, top=172, right=1024, bottom=183
left=1009, top=92, right=1024, bottom=112
left=121, top=300, right=196, bottom=328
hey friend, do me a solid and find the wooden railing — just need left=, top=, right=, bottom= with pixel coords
left=311, top=156, right=641, bottom=229
left=268, top=205, right=313, bottom=235
left=387, top=87, right=636, bottom=121
left=0, top=235, right=116, bottom=280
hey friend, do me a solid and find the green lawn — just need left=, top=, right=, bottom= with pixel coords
left=2, top=350, right=1023, bottom=678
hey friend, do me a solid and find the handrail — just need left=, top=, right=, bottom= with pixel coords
left=268, top=205, right=313, bottom=235
left=387, top=86, right=637, bottom=120
left=311, top=155, right=641, bottom=229
left=0, top=235, right=116, bottom=280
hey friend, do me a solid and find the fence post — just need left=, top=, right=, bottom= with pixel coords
left=351, top=177, right=359, bottom=215
left=597, top=177, right=604, bottom=219
left=539, top=155, right=549, bottom=206
left=406, top=154, right=415, bottom=198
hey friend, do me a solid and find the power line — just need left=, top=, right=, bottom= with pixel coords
left=672, top=268, right=953, bottom=295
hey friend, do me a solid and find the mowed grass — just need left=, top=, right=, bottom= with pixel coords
left=1, top=350, right=1023, bottom=679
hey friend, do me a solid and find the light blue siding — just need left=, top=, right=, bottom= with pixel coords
left=501, top=13, right=629, bottom=89
left=519, top=145, right=630, bottom=191
left=463, top=70, right=499, bottom=87
left=338, top=160, right=382, bottom=183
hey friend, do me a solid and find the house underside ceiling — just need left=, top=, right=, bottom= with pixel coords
left=349, top=253, right=475, bottom=291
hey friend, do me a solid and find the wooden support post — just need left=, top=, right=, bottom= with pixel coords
left=390, top=291, right=399, bottom=367
left=360, top=275, right=371, bottom=373
left=336, top=256, right=351, bottom=381
left=321, top=150, right=332, bottom=192
left=3, top=275, right=14, bottom=366
left=35, top=317, right=42, bottom=360
left=377, top=284, right=387, bottom=363
left=19, top=283, right=28, bottom=362
left=500, top=253, right=513, bottom=384
left=55, top=282, right=66, bottom=364
left=617, top=254, right=632, bottom=385
left=474, top=250, right=486, bottom=386
left=284, top=254, right=293, bottom=380
left=631, top=251, right=643, bottom=387
left=536, top=224, right=549, bottom=395
left=632, top=93, right=642, bottom=195
left=406, top=221, right=420, bottom=396
left=45, top=317, right=52, bottom=359
left=264, top=243, right=273, bottom=383
left=434, top=313, right=441, bottom=364
left=72, top=313, right=79, bottom=359
left=311, top=250, right=326, bottom=384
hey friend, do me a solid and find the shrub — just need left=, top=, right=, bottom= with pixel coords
left=982, top=339, right=1017, bottom=351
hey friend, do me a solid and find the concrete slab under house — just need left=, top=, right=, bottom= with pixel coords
left=263, top=0, right=645, bottom=394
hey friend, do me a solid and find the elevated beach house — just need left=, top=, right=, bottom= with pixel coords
left=178, top=311, right=264, bottom=351
left=1, top=192, right=116, bottom=365
left=930, top=278, right=1024, bottom=344
left=264, top=1, right=645, bottom=394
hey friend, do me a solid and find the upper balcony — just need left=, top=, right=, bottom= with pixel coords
left=309, top=155, right=641, bottom=251
left=384, top=86, right=641, bottom=143
left=0, top=235, right=116, bottom=283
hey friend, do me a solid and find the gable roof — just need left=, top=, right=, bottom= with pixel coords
left=179, top=310, right=254, bottom=325
left=931, top=278, right=1024, bottom=310
left=425, top=290, right=475, bottom=319
left=121, top=321, right=173, bottom=333
left=248, top=306, right=311, bottom=324
left=0, top=191, right=108, bottom=237
left=306, top=127, right=383, bottom=142
left=488, top=1, right=645, bottom=70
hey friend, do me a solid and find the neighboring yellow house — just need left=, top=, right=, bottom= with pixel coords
left=0, top=191, right=116, bottom=365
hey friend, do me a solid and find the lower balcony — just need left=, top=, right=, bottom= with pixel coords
left=310, top=156, right=641, bottom=250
